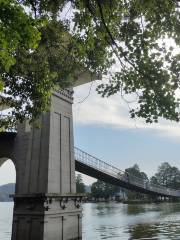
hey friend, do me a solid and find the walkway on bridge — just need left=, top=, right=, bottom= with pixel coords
left=75, top=147, right=180, bottom=198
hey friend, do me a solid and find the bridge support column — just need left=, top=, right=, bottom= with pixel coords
left=11, top=90, right=82, bottom=240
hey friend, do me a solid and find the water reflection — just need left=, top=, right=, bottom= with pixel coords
left=128, top=224, right=159, bottom=239
left=126, top=204, right=157, bottom=215
left=96, top=202, right=127, bottom=216
left=159, top=202, right=180, bottom=215
left=128, top=221, right=180, bottom=240
left=83, top=202, right=180, bottom=239
left=0, top=202, right=13, bottom=240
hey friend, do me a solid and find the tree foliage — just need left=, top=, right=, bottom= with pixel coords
left=125, top=164, right=148, bottom=181
left=0, top=0, right=41, bottom=74
left=1, top=0, right=180, bottom=126
left=76, top=174, right=85, bottom=193
left=91, top=180, right=119, bottom=199
left=150, top=162, right=180, bottom=189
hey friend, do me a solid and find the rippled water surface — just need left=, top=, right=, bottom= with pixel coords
left=0, top=202, right=13, bottom=240
left=1, top=202, right=180, bottom=239
left=82, top=202, right=180, bottom=239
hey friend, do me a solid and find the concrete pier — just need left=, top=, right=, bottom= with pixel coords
left=4, top=89, right=82, bottom=240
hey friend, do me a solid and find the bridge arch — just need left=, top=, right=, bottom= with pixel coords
left=0, top=157, right=16, bottom=169
left=0, top=132, right=17, bottom=196
left=0, top=158, right=16, bottom=201
left=0, top=158, right=16, bottom=179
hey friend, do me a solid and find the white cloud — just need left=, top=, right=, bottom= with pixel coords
left=73, top=81, right=180, bottom=139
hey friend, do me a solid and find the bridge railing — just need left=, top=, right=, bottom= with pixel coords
left=74, top=147, right=180, bottom=197
left=74, top=146, right=124, bottom=179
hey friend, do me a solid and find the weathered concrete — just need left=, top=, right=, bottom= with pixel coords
left=12, top=193, right=82, bottom=240
left=0, top=90, right=82, bottom=240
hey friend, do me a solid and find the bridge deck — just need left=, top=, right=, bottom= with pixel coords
left=74, top=147, right=180, bottom=198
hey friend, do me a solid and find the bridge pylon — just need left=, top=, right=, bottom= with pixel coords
left=10, top=90, right=82, bottom=240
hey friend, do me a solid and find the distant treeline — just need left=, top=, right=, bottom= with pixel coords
left=0, top=183, right=15, bottom=202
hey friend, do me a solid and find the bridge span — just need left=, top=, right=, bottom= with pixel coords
left=0, top=132, right=180, bottom=198
left=75, top=147, right=180, bottom=198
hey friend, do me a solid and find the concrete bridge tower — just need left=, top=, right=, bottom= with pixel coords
left=0, top=73, right=97, bottom=240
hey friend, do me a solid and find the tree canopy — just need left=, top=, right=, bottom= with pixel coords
left=150, top=162, right=180, bottom=189
left=91, top=179, right=119, bottom=199
left=1, top=0, right=180, bottom=126
left=76, top=174, right=86, bottom=193
left=125, top=163, right=148, bottom=181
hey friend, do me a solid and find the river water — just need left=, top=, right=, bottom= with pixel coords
left=1, top=202, right=180, bottom=239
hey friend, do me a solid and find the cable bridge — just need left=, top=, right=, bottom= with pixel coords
left=0, top=132, right=180, bottom=198
left=74, top=147, right=180, bottom=198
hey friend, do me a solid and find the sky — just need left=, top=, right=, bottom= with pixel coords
left=73, top=81, right=180, bottom=185
left=0, top=81, right=180, bottom=186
